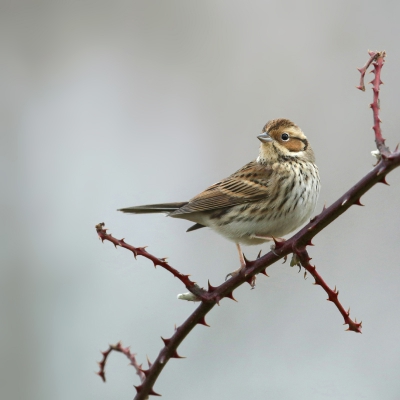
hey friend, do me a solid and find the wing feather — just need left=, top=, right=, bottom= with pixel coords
left=171, top=161, right=273, bottom=215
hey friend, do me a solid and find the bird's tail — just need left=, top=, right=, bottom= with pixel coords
left=118, top=202, right=188, bottom=214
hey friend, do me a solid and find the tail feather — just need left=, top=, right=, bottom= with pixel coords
left=118, top=202, right=188, bottom=214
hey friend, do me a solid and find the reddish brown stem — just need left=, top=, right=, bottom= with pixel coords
left=371, top=52, right=390, bottom=155
left=96, top=223, right=204, bottom=296
left=356, top=50, right=378, bottom=91
left=97, top=342, right=146, bottom=383
left=294, top=247, right=361, bottom=333
left=357, top=50, right=390, bottom=156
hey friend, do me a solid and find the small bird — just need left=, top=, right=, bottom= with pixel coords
left=119, top=118, right=320, bottom=283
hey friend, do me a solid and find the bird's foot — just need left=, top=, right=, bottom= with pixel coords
left=225, top=266, right=243, bottom=281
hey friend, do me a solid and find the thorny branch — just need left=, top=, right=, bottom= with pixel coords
left=356, top=50, right=378, bottom=92
left=97, top=342, right=146, bottom=384
left=293, top=247, right=362, bottom=332
left=95, top=223, right=205, bottom=298
left=356, top=50, right=390, bottom=156
left=95, top=50, right=400, bottom=399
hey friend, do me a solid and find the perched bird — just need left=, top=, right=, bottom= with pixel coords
left=119, top=118, right=320, bottom=283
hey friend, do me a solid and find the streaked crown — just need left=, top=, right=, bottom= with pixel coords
left=258, top=118, right=315, bottom=162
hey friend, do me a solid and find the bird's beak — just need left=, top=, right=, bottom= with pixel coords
left=257, top=132, right=273, bottom=143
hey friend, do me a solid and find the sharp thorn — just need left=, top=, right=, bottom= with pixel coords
left=146, top=355, right=152, bottom=368
left=354, top=198, right=364, bottom=206
left=243, top=253, right=252, bottom=267
left=225, top=291, right=238, bottom=302
left=379, top=176, right=389, bottom=185
left=171, top=351, right=185, bottom=359
left=208, top=280, right=217, bottom=292
left=197, top=316, right=210, bottom=327
left=148, top=388, right=161, bottom=396
left=134, top=385, right=143, bottom=393
left=272, top=236, right=285, bottom=249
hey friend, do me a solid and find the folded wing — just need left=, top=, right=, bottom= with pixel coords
left=170, top=161, right=273, bottom=215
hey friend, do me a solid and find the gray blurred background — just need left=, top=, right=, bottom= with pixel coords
left=2, top=1, right=400, bottom=399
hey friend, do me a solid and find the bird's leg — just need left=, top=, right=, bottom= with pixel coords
left=236, top=242, right=247, bottom=269
left=225, top=243, right=256, bottom=288
left=225, top=244, right=246, bottom=279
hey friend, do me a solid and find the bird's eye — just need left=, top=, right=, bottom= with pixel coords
left=281, top=133, right=289, bottom=141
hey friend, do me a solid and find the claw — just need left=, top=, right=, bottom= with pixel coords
left=225, top=268, right=244, bottom=282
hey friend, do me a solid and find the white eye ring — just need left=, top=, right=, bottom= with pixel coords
left=281, top=133, right=290, bottom=141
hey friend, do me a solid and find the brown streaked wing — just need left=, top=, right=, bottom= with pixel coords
left=171, top=161, right=273, bottom=215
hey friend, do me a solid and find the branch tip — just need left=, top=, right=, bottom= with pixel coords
left=96, top=223, right=196, bottom=288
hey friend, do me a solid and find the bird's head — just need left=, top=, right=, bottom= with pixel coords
left=257, top=118, right=315, bottom=163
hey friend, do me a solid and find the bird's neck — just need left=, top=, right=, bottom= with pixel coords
left=257, top=143, right=280, bottom=164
